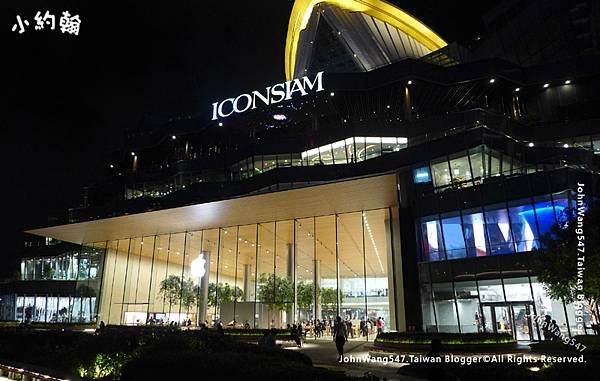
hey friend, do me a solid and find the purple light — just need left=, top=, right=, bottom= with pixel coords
left=273, top=114, right=287, bottom=121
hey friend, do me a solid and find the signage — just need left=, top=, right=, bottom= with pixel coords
left=191, top=253, right=207, bottom=279
left=211, top=71, right=324, bottom=120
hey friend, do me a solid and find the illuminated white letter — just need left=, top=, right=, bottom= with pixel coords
left=234, top=94, right=253, bottom=113
left=252, top=87, right=271, bottom=109
left=218, top=98, right=235, bottom=118
left=289, top=78, right=308, bottom=98
left=303, top=71, right=324, bottom=92
left=211, top=102, right=219, bottom=120
left=271, top=83, right=286, bottom=104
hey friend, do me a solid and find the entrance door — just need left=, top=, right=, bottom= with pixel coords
left=481, top=303, right=537, bottom=341
left=493, top=305, right=513, bottom=337
left=512, top=304, right=536, bottom=341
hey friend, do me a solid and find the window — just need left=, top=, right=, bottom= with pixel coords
left=431, top=158, right=451, bottom=188
left=413, top=166, right=431, bottom=183
left=484, top=204, right=514, bottom=255
left=449, top=152, right=472, bottom=186
left=420, top=216, right=445, bottom=261
left=440, top=212, right=466, bottom=259
left=462, top=209, right=488, bottom=257
left=508, top=199, right=539, bottom=252
left=331, top=140, right=347, bottom=164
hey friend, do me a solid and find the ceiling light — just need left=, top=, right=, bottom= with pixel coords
left=171, top=135, right=176, bottom=140
left=218, top=122, right=223, bottom=127
left=514, top=87, right=520, bottom=92
left=489, top=78, right=495, bottom=84
left=564, top=80, right=571, bottom=85
left=407, top=80, right=412, bottom=85
left=543, top=83, right=550, bottom=88
left=528, top=142, right=535, bottom=147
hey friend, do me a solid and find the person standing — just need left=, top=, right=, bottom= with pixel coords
left=333, top=316, right=348, bottom=362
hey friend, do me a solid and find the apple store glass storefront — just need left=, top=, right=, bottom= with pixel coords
left=96, top=209, right=393, bottom=329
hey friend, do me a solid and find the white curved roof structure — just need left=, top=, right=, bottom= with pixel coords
left=285, top=0, right=447, bottom=80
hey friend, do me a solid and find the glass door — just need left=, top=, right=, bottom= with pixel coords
left=493, top=305, right=513, bottom=337
left=512, top=304, right=536, bottom=341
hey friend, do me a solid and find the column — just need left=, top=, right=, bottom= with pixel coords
left=314, top=259, right=321, bottom=319
left=198, top=251, right=210, bottom=325
left=286, top=243, right=294, bottom=324
left=243, top=264, right=252, bottom=302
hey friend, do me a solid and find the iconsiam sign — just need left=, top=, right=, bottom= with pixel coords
left=211, top=71, right=325, bottom=120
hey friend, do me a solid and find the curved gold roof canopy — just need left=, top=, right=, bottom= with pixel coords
left=285, top=0, right=448, bottom=80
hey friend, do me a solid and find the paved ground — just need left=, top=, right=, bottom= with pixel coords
left=287, top=337, right=425, bottom=380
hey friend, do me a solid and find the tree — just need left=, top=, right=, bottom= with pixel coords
left=207, top=282, right=244, bottom=307
left=531, top=201, right=600, bottom=326
left=158, top=275, right=200, bottom=310
left=257, top=273, right=294, bottom=312
left=320, top=287, right=338, bottom=310
left=296, top=281, right=314, bottom=311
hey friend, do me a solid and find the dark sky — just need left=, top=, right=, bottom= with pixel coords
left=1, top=0, right=496, bottom=278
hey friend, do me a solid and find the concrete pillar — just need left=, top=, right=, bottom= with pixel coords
left=198, top=251, right=210, bottom=325
left=243, top=264, right=252, bottom=301
left=314, top=259, right=321, bottom=319
left=286, top=243, right=294, bottom=324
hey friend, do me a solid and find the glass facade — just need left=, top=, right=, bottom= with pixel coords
left=413, top=145, right=536, bottom=192
left=418, top=191, right=571, bottom=261
left=21, top=248, right=104, bottom=281
left=231, top=136, right=408, bottom=181
left=98, top=209, right=393, bottom=333
left=420, top=269, right=595, bottom=340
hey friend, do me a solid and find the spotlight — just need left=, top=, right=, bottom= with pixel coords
left=514, top=87, right=520, bottom=92
left=564, top=80, right=571, bottom=85
left=543, top=83, right=550, bottom=88
left=489, top=78, right=495, bottom=84
left=131, top=152, right=135, bottom=156
left=330, top=92, right=335, bottom=97
left=171, top=135, right=176, bottom=140
left=218, top=122, right=223, bottom=127
left=528, top=142, right=535, bottom=147
left=563, top=143, right=569, bottom=148
left=407, top=80, right=413, bottom=85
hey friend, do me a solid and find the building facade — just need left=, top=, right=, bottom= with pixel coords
left=2, top=0, right=600, bottom=340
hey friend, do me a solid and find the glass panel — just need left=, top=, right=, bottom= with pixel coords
left=275, top=220, right=294, bottom=327
left=237, top=224, right=258, bottom=328
left=440, top=212, right=466, bottom=259
left=364, top=209, right=391, bottom=335
left=413, top=166, right=432, bottom=183
left=345, top=138, right=356, bottom=163
left=503, top=277, right=533, bottom=302
left=316, top=215, right=337, bottom=334
left=478, top=279, right=505, bottom=303
left=432, top=283, right=458, bottom=332
left=217, top=226, right=239, bottom=327
left=420, top=215, right=445, bottom=261
left=319, top=145, right=334, bottom=165
left=277, top=153, right=292, bottom=168
left=338, top=212, right=366, bottom=339
left=148, top=235, right=170, bottom=325
left=262, top=155, right=277, bottom=172
left=420, top=282, right=437, bottom=332
left=462, top=209, right=488, bottom=257
left=354, top=137, right=366, bottom=162
left=508, top=199, right=540, bottom=252
left=331, top=140, right=347, bottom=164
left=484, top=204, right=514, bottom=255
left=494, top=305, right=513, bottom=336
left=531, top=278, right=570, bottom=338
left=163, top=233, right=185, bottom=325
left=469, top=147, right=485, bottom=182
left=201, top=229, right=220, bottom=327
left=296, top=218, right=315, bottom=328
left=364, top=137, right=381, bottom=160
left=431, top=158, right=451, bottom=188
left=257, top=222, right=276, bottom=328
left=254, top=156, right=263, bottom=175
left=454, top=281, right=480, bottom=333
left=533, top=195, right=558, bottom=238
left=449, top=152, right=472, bottom=187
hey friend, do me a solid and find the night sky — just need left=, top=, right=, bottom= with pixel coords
left=1, top=1, right=496, bottom=278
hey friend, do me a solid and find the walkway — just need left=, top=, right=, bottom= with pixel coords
left=287, top=338, right=425, bottom=381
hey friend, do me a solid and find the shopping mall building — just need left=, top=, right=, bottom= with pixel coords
left=2, top=0, right=600, bottom=341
